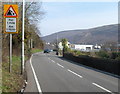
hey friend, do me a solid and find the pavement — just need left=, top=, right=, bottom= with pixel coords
left=24, top=52, right=119, bottom=94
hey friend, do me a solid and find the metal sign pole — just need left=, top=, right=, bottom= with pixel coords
left=21, top=0, right=25, bottom=74
left=9, top=34, right=12, bottom=73
left=9, top=1, right=12, bottom=73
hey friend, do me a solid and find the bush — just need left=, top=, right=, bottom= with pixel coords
left=64, top=53, right=119, bottom=76
left=109, top=52, right=118, bottom=59
left=115, top=56, right=120, bottom=60
left=96, top=51, right=109, bottom=58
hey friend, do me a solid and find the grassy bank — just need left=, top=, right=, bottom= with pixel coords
left=31, top=48, right=43, bottom=54
left=2, top=56, right=24, bottom=93
left=2, top=48, right=42, bottom=93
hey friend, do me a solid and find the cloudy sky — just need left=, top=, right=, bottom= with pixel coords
left=39, top=2, right=118, bottom=36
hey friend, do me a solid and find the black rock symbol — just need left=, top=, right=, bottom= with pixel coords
left=7, top=9, right=15, bottom=16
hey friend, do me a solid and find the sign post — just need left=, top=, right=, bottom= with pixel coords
left=4, top=4, right=18, bottom=73
left=9, top=34, right=12, bottom=73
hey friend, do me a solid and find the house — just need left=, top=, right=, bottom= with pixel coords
left=70, top=44, right=101, bottom=52
left=58, top=42, right=63, bottom=50
left=58, top=40, right=101, bottom=52
left=58, top=41, right=70, bottom=50
left=94, top=44, right=101, bottom=49
left=71, top=44, right=94, bottom=52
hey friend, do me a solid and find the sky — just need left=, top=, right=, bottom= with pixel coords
left=39, top=2, right=118, bottom=36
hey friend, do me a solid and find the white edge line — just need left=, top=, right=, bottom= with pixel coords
left=57, top=63, right=64, bottom=68
left=67, top=69, right=83, bottom=78
left=92, top=83, right=113, bottom=94
left=30, top=55, right=42, bottom=94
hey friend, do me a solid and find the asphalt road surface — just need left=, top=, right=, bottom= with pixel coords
left=29, top=52, right=119, bottom=93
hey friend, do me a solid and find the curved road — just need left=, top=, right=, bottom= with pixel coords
left=25, top=52, right=119, bottom=93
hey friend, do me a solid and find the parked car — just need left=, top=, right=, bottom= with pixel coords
left=44, top=49, right=51, bottom=53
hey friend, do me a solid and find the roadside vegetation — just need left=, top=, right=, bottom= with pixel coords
left=61, top=38, right=120, bottom=60
left=2, top=2, right=44, bottom=93
left=31, top=48, right=43, bottom=54
left=2, top=56, right=24, bottom=92
left=60, top=38, right=119, bottom=75
left=68, top=50, right=120, bottom=60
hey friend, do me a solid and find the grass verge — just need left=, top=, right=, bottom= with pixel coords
left=31, top=48, right=43, bottom=54
left=2, top=48, right=42, bottom=93
left=2, top=56, right=24, bottom=93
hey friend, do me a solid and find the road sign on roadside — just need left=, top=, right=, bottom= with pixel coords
left=4, top=5, right=18, bottom=18
left=4, top=4, right=18, bottom=34
left=4, top=5, right=17, bottom=17
left=3, top=4, right=19, bottom=73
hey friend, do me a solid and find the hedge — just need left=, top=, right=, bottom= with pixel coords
left=64, top=53, right=120, bottom=76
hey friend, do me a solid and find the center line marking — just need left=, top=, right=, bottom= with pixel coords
left=67, top=69, right=83, bottom=78
left=92, top=83, right=113, bottom=94
left=51, top=60, right=55, bottom=63
left=57, top=63, right=64, bottom=68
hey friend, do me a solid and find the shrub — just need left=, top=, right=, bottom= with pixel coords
left=115, top=56, right=120, bottom=60
left=96, top=51, right=109, bottom=58
left=109, top=52, right=118, bottom=59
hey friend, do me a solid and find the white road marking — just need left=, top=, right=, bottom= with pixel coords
left=30, top=55, right=42, bottom=94
left=48, top=58, right=52, bottom=61
left=57, top=63, right=64, bottom=68
left=92, top=83, right=113, bottom=94
left=67, top=69, right=83, bottom=78
left=51, top=60, right=55, bottom=63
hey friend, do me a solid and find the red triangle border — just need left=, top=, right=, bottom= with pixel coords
left=4, top=5, right=18, bottom=17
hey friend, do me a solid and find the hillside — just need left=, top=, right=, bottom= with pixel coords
left=42, top=24, right=118, bottom=45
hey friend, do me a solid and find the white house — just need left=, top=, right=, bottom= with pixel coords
left=58, top=42, right=63, bottom=50
left=58, top=41, right=101, bottom=52
left=71, top=44, right=94, bottom=52
left=58, top=41, right=70, bottom=50
left=94, top=44, right=101, bottom=49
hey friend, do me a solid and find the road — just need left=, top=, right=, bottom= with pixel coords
left=27, top=52, right=119, bottom=93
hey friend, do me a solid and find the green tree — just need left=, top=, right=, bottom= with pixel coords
left=61, top=38, right=69, bottom=56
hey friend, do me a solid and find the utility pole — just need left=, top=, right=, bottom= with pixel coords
left=21, top=0, right=25, bottom=74
left=56, top=33, right=59, bottom=55
left=31, top=39, right=33, bottom=49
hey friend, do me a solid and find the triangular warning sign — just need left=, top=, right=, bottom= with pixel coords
left=5, top=5, right=17, bottom=17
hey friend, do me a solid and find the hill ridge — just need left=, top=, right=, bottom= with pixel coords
left=42, top=24, right=118, bottom=45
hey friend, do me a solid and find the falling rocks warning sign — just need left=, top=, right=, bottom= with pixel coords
left=6, top=6, right=17, bottom=16
left=4, top=5, right=18, bottom=34
left=4, top=5, right=18, bottom=18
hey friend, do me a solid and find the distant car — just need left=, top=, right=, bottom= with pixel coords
left=50, top=49, right=53, bottom=52
left=44, top=49, right=51, bottom=53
